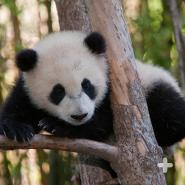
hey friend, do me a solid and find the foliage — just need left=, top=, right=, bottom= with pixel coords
left=0, top=0, right=22, bottom=16
left=0, top=0, right=185, bottom=184
left=131, top=0, right=174, bottom=69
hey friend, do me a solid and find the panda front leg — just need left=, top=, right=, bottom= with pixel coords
left=39, top=116, right=113, bottom=141
left=0, top=119, right=35, bottom=142
left=0, top=78, right=44, bottom=142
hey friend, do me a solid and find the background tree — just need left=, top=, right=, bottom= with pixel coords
left=0, top=0, right=185, bottom=184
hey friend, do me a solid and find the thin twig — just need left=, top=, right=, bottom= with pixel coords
left=165, top=0, right=185, bottom=91
left=0, top=134, right=118, bottom=162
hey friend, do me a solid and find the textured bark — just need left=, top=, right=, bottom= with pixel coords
left=52, top=0, right=166, bottom=184
left=55, top=0, right=91, bottom=33
left=54, top=0, right=113, bottom=184
left=0, top=135, right=117, bottom=160
left=84, top=0, right=166, bottom=184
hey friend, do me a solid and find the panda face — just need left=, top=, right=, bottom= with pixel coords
left=22, top=31, right=108, bottom=126
left=46, top=78, right=96, bottom=125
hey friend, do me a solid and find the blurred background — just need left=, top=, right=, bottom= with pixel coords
left=0, top=0, right=185, bottom=184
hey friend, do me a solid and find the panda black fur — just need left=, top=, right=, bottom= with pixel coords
left=0, top=31, right=113, bottom=142
left=1, top=31, right=185, bottom=149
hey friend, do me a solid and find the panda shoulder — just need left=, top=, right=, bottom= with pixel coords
left=135, top=60, right=181, bottom=94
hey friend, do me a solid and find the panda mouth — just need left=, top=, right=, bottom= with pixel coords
left=68, top=114, right=91, bottom=126
left=71, top=113, right=88, bottom=121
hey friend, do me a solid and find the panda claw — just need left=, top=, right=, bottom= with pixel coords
left=22, top=138, right=26, bottom=143
left=0, top=122, right=35, bottom=143
left=26, top=136, right=31, bottom=143
left=14, top=135, right=17, bottom=141
left=2, top=129, right=7, bottom=137
left=51, top=129, right=56, bottom=134
left=3, top=125, right=15, bottom=140
left=38, top=121, right=44, bottom=127
left=39, top=120, right=57, bottom=134
left=43, top=125, right=48, bottom=130
left=28, top=134, right=34, bottom=141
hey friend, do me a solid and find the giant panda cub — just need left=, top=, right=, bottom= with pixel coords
left=1, top=31, right=185, bottom=151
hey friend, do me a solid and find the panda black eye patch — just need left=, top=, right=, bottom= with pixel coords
left=49, top=84, right=65, bottom=105
left=81, top=78, right=96, bottom=100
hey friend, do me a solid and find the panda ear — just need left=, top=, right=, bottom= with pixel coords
left=16, top=49, right=38, bottom=72
left=84, top=32, right=106, bottom=54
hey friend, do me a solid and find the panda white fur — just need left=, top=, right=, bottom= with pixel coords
left=0, top=31, right=185, bottom=149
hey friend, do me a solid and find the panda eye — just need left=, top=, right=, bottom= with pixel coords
left=49, top=84, right=65, bottom=105
left=81, top=78, right=96, bottom=100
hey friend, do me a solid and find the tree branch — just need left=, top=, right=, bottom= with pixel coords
left=0, top=134, right=118, bottom=163
left=165, top=0, right=185, bottom=91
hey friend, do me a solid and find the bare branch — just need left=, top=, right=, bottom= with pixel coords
left=0, top=135, right=118, bottom=162
left=165, top=0, right=185, bottom=91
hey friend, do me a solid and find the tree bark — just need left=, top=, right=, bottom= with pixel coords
left=84, top=1, right=166, bottom=184
left=0, top=135, right=117, bottom=160
left=54, top=0, right=166, bottom=184
left=0, top=135, right=118, bottom=184
left=165, top=0, right=185, bottom=92
left=54, top=1, right=114, bottom=184
left=55, top=0, right=91, bottom=33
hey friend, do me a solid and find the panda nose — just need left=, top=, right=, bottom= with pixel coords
left=71, top=113, right=88, bottom=121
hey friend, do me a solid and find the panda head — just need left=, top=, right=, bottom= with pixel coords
left=16, top=31, right=108, bottom=126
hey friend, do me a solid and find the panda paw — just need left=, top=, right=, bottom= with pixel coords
left=38, top=118, right=57, bottom=134
left=0, top=122, right=35, bottom=143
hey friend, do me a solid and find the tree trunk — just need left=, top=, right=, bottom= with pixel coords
left=85, top=1, right=166, bottom=184
left=164, top=0, right=185, bottom=92
left=9, top=0, right=21, bottom=51
left=44, top=0, right=53, bottom=33
left=54, top=1, right=112, bottom=184
left=55, top=0, right=91, bottom=33
left=54, top=0, right=166, bottom=184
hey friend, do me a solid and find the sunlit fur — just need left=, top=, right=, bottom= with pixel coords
left=136, top=60, right=181, bottom=94
left=23, top=31, right=108, bottom=126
